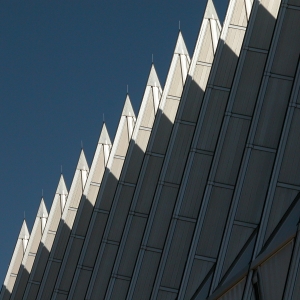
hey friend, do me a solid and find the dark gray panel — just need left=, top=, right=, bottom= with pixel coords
left=217, top=278, right=246, bottom=300
left=196, top=89, right=229, bottom=152
left=132, top=251, right=161, bottom=300
left=90, top=244, right=118, bottom=300
left=135, top=156, right=164, bottom=214
left=76, top=199, right=94, bottom=237
left=147, top=185, right=178, bottom=249
left=196, top=187, right=233, bottom=258
left=72, top=269, right=92, bottom=300
left=279, top=109, right=300, bottom=186
left=264, top=187, right=299, bottom=243
left=260, top=241, right=293, bottom=300
left=110, top=279, right=129, bottom=300
left=165, top=124, right=195, bottom=185
left=236, top=150, right=276, bottom=224
left=161, top=220, right=195, bottom=289
left=108, top=185, right=135, bottom=242
left=118, top=216, right=147, bottom=277
left=179, top=153, right=212, bottom=219
left=24, top=283, right=39, bottom=300
left=288, top=0, right=300, bottom=5
left=56, top=293, right=67, bottom=300
left=254, top=78, right=292, bottom=149
left=157, top=290, right=177, bottom=300
left=232, top=51, right=267, bottom=116
left=215, top=117, right=251, bottom=185
left=271, top=9, right=300, bottom=77
left=184, top=259, right=214, bottom=300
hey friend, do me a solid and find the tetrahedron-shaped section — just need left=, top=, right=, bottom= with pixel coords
left=204, top=0, right=219, bottom=20
left=122, top=94, right=135, bottom=117
left=18, top=220, right=30, bottom=240
left=76, top=149, right=89, bottom=171
left=98, top=122, right=112, bottom=145
left=147, top=64, right=162, bottom=88
left=174, top=31, right=189, bottom=55
left=55, top=174, right=68, bottom=196
left=36, top=197, right=48, bottom=219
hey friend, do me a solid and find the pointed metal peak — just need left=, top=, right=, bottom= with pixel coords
left=174, top=31, right=189, bottom=55
left=37, top=197, right=48, bottom=218
left=204, top=0, right=219, bottom=20
left=76, top=149, right=89, bottom=171
left=56, top=174, right=68, bottom=195
left=98, top=122, right=112, bottom=145
left=122, top=94, right=135, bottom=117
left=19, top=220, right=30, bottom=240
left=147, top=64, right=161, bottom=88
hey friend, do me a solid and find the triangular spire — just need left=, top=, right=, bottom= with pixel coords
left=56, top=174, right=68, bottom=195
left=174, top=31, right=189, bottom=55
left=76, top=149, right=89, bottom=171
left=147, top=64, right=162, bottom=88
left=122, top=94, right=135, bottom=117
left=36, top=197, right=48, bottom=218
left=18, top=220, right=30, bottom=240
left=204, top=0, right=219, bottom=20
left=98, top=123, right=112, bottom=145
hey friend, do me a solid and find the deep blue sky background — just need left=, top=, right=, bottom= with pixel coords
left=0, top=0, right=227, bottom=284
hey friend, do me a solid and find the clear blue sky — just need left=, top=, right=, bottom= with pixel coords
left=0, top=0, right=227, bottom=284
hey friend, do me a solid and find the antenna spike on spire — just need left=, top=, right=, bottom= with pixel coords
left=81, top=140, right=83, bottom=149
left=179, top=20, right=181, bottom=31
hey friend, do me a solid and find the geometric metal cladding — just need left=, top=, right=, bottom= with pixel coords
left=1, top=0, right=300, bottom=299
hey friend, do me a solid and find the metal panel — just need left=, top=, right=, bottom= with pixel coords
left=197, top=22, right=214, bottom=64
left=140, top=89, right=155, bottom=128
left=236, top=150, right=276, bottom=224
left=271, top=9, right=300, bottom=77
left=161, top=220, right=195, bottom=289
left=181, top=65, right=210, bottom=123
left=118, top=216, right=147, bottom=278
left=196, top=90, right=229, bottom=152
left=115, top=121, right=129, bottom=157
left=75, top=199, right=94, bottom=237
left=215, top=117, right=250, bottom=185
left=132, top=251, right=161, bottom=300
left=109, top=278, right=129, bottom=300
left=231, top=0, right=248, bottom=27
left=279, top=109, right=300, bottom=186
left=151, top=99, right=180, bottom=155
left=90, top=148, right=106, bottom=184
left=232, top=51, right=267, bottom=116
left=108, top=185, right=135, bottom=242
left=89, top=244, right=118, bottom=299
left=217, top=278, right=246, bottom=300
left=168, top=55, right=183, bottom=98
left=157, top=290, right=177, bottom=300
left=264, top=187, right=299, bottom=243
left=254, top=78, right=293, bottom=149
left=179, top=153, right=212, bottom=219
left=164, top=124, right=195, bottom=185
left=147, top=185, right=178, bottom=249
left=135, top=156, right=164, bottom=214
left=260, top=241, right=293, bottom=300
left=69, top=174, right=84, bottom=208
left=72, top=269, right=92, bottom=300
left=288, top=0, right=300, bottom=5
left=196, top=187, right=233, bottom=258
left=185, top=259, right=214, bottom=300
left=214, top=28, right=245, bottom=88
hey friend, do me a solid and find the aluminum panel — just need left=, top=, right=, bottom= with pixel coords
left=249, top=0, right=280, bottom=50
left=254, top=78, right=292, bottom=149
left=260, top=241, right=293, bottom=300
left=135, top=156, right=164, bottom=214
left=168, top=56, right=183, bottom=98
left=181, top=65, right=210, bottom=123
left=165, top=124, right=195, bottom=185
left=58, top=238, right=83, bottom=292
left=24, top=284, right=39, bottom=300
left=82, top=213, right=108, bottom=268
left=151, top=99, right=180, bottom=155
left=115, top=122, right=129, bottom=157
left=69, top=174, right=83, bottom=208
left=264, top=187, right=299, bottom=243
left=231, top=0, right=248, bottom=27
left=32, top=246, right=49, bottom=281
left=75, top=200, right=94, bottom=237
left=197, top=23, right=214, bottom=64
left=48, top=201, right=62, bottom=232
left=89, top=244, right=118, bottom=299
left=185, top=259, right=214, bottom=300
left=147, top=185, right=178, bottom=249
left=179, top=153, right=212, bottom=219
left=72, top=269, right=92, bottom=300
left=108, top=157, right=124, bottom=183
left=232, top=51, right=267, bottom=116
left=217, top=278, right=246, bottom=300
left=56, top=294, right=67, bottom=300
left=118, top=216, right=147, bottom=277
left=157, top=290, right=177, bottom=300
left=110, top=278, right=129, bottom=300
left=98, top=176, right=119, bottom=211
left=161, top=220, right=195, bottom=289
left=215, top=117, right=250, bottom=185
left=140, top=90, right=155, bottom=128
left=221, top=224, right=254, bottom=278
left=288, top=0, right=300, bottom=5
left=90, top=148, right=105, bottom=184
left=196, top=187, right=233, bottom=257
left=279, top=109, right=300, bottom=186
left=132, top=251, right=161, bottom=300
left=196, top=90, right=229, bottom=152
left=108, top=185, right=135, bottom=242
left=214, top=28, right=245, bottom=88
left=124, top=129, right=151, bottom=184
left=236, top=150, right=276, bottom=224
left=271, top=9, right=300, bottom=77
